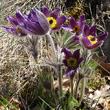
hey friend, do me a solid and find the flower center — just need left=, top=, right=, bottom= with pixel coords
left=87, top=35, right=98, bottom=45
left=73, top=25, right=81, bottom=35
left=16, top=27, right=22, bottom=33
left=47, top=17, right=57, bottom=29
left=67, top=57, right=77, bottom=68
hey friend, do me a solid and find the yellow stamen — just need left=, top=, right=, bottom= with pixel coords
left=73, top=25, right=81, bottom=34
left=16, top=27, right=22, bottom=33
left=87, top=35, right=98, bottom=45
left=67, top=57, right=77, bottom=68
left=47, top=17, right=57, bottom=29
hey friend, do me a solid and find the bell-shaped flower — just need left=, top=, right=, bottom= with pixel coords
left=19, top=8, right=50, bottom=35
left=62, top=14, right=85, bottom=35
left=82, top=24, right=108, bottom=49
left=2, top=10, right=27, bottom=37
left=62, top=47, right=84, bottom=76
left=42, top=6, right=66, bottom=30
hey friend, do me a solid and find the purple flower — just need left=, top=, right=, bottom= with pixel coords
left=2, top=10, right=27, bottom=37
left=19, top=8, right=50, bottom=35
left=62, top=14, right=85, bottom=35
left=82, top=24, right=108, bottom=49
left=62, top=47, right=84, bottom=76
left=42, top=6, right=66, bottom=30
left=2, top=9, right=50, bottom=36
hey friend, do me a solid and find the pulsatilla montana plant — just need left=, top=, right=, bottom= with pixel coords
left=2, top=5, right=108, bottom=109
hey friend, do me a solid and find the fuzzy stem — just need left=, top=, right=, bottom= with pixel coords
left=49, top=68, right=55, bottom=93
left=58, top=66, right=63, bottom=105
left=80, top=78, right=86, bottom=102
left=46, top=32, right=56, bottom=56
left=75, top=80, right=80, bottom=99
left=70, top=71, right=75, bottom=97
left=70, top=77, right=74, bottom=97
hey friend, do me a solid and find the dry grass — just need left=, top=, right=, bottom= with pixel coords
left=0, top=0, right=67, bottom=108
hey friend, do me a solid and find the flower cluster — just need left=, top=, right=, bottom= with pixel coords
left=2, top=5, right=109, bottom=107
left=2, top=6, right=108, bottom=76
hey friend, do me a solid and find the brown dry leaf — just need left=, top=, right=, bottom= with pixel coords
left=89, top=85, right=110, bottom=105
left=103, top=97, right=110, bottom=110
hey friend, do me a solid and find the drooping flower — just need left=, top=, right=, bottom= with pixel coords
left=62, top=14, right=85, bottom=35
left=82, top=24, right=108, bottom=49
left=42, top=6, right=66, bottom=30
left=2, top=9, right=50, bottom=36
left=19, top=8, right=50, bottom=35
left=62, top=47, right=84, bottom=76
left=2, top=10, right=27, bottom=37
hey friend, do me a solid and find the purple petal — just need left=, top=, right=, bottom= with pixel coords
left=18, top=25, right=37, bottom=34
left=42, top=6, right=50, bottom=17
left=68, top=36, right=80, bottom=46
left=88, top=41, right=102, bottom=49
left=24, top=13, right=36, bottom=22
left=19, top=20, right=45, bottom=35
left=30, top=9, right=38, bottom=21
left=50, top=7, right=60, bottom=19
left=78, top=58, right=84, bottom=65
left=2, top=26, right=26, bottom=37
left=62, top=25, right=73, bottom=31
left=78, top=14, right=85, bottom=27
left=69, top=17, right=77, bottom=29
left=53, top=16, right=66, bottom=30
left=7, top=16, right=18, bottom=28
left=16, top=10, right=25, bottom=25
left=89, top=25, right=97, bottom=36
left=72, top=49, right=80, bottom=60
left=34, top=8, right=49, bottom=34
left=97, top=32, right=108, bottom=41
left=62, top=59, right=68, bottom=66
left=2, top=26, right=16, bottom=34
left=75, top=68, right=78, bottom=72
left=62, top=47, right=72, bottom=59
left=82, top=37, right=92, bottom=48
left=66, top=68, right=73, bottom=76
left=83, top=24, right=89, bottom=37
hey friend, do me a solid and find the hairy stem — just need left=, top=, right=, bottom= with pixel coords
left=58, top=65, right=63, bottom=105
left=80, top=78, right=86, bottom=102
left=70, top=71, right=75, bottom=97
left=75, top=80, right=80, bottom=99
left=49, top=68, right=55, bottom=93
left=46, top=32, right=56, bottom=56
left=70, top=77, right=74, bottom=97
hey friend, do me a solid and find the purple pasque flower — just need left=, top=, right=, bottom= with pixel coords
left=2, top=9, right=50, bottom=36
left=82, top=24, right=108, bottom=49
left=62, top=14, right=85, bottom=35
left=42, top=6, right=66, bottom=30
left=2, top=10, right=27, bottom=37
left=62, top=47, right=84, bottom=76
left=20, top=8, right=50, bottom=35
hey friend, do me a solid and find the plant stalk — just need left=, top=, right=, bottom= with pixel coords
left=80, top=78, right=86, bottom=102
left=58, top=65, right=63, bottom=105
left=46, top=32, right=56, bottom=56
left=49, top=68, right=55, bottom=93
left=75, top=80, right=80, bottom=99
left=70, top=77, right=74, bottom=97
left=70, top=71, right=75, bottom=97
